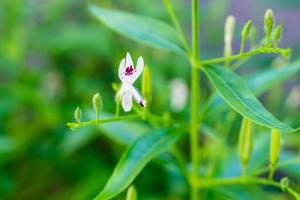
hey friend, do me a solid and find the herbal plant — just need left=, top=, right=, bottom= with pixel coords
left=67, top=1, right=300, bottom=199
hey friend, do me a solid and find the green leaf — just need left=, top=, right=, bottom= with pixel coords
left=202, top=64, right=299, bottom=133
left=246, top=59, right=300, bottom=95
left=89, top=5, right=185, bottom=54
left=94, top=127, right=184, bottom=200
left=203, top=58, right=300, bottom=119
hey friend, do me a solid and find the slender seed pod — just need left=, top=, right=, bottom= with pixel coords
left=74, top=106, right=82, bottom=123
left=269, top=129, right=281, bottom=180
left=270, top=129, right=281, bottom=166
left=238, top=117, right=253, bottom=174
left=92, top=93, right=102, bottom=122
left=126, top=185, right=137, bottom=200
left=240, top=20, right=252, bottom=54
left=273, top=25, right=282, bottom=48
left=141, top=65, right=152, bottom=104
left=264, top=9, right=274, bottom=46
left=224, top=15, right=236, bottom=60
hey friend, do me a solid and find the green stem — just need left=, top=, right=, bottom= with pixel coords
left=67, top=114, right=139, bottom=130
left=197, top=47, right=291, bottom=66
left=251, top=158, right=300, bottom=176
left=116, top=100, right=120, bottom=117
left=190, top=0, right=200, bottom=199
left=195, top=177, right=300, bottom=199
left=164, top=0, right=190, bottom=52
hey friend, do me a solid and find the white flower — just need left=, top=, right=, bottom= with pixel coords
left=117, top=52, right=146, bottom=112
left=169, top=78, right=188, bottom=112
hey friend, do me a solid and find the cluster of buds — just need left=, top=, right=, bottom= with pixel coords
left=235, top=9, right=288, bottom=57
left=73, top=93, right=103, bottom=124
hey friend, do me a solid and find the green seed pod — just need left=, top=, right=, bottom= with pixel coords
left=264, top=9, right=274, bottom=46
left=273, top=25, right=282, bottom=48
left=74, top=106, right=82, bottom=123
left=126, top=185, right=137, bottom=200
left=92, top=93, right=102, bottom=122
left=224, top=15, right=236, bottom=58
left=270, top=129, right=281, bottom=166
left=141, top=65, right=152, bottom=103
left=240, top=20, right=252, bottom=54
left=238, top=118, right=253, bottom=168
left=280, top=177, right=289, bottom=191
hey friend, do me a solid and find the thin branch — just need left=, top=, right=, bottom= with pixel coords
left=197, top=47, right=291, bottom=66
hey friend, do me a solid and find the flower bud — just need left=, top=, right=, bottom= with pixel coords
left=240, top=20, right=252, bottom=54
left=74, top=106, right=82, bottom=123
left=238, top=118, right=253, bottom=170
left=224, top=15, right=236, bottom=59
left=281, top=48, right=291, bottom=59
left=264, top=9, right=274, bottom=46
left=280, top=177, right=289, bottom=191
left=242, top=20, right=252, bottom=41
left=112, top=82, right=120, bottom=93
left=141, top=65, right=152, bottom=103
left=92, top=93, right=102, bottom=122
left=126, top=185, right=137, bottom=200
left=273, top=25, right=282, bottom=48
left=270, top=129, right=281, bottom=166
left=250, top=27, right=257, bottom=48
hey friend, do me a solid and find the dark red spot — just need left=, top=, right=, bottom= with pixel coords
left=125, top=65, right=133, bottom=76
left=139, top=101, right=145, bottom=107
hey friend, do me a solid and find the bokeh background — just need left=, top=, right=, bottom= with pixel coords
left=0, top=0, right=300, bottom=199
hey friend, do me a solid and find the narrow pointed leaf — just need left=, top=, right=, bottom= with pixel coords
left=94, top=127, right=184, bottom=200
left=89, top=5, right=186, bottom=54
left=203, top=64, right=299, bottom=133
left=203, top=58, right=300, bottom=118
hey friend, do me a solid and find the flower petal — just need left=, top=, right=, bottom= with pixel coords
left=118, top=58, right=126, bottom=82
left=122, top=91, right=133, bottom=112
left=125, top=52, right=133, bottom=69
left=125, top=83, right=145, bottom=107
left=130, top=56, right=144, bottom=84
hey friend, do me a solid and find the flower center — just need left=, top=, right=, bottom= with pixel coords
left=125, top=65, right=134, bottom=76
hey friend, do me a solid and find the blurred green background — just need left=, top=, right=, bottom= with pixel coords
left=0, top=0, right=299, bottom=199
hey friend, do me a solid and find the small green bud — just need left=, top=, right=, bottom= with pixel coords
left=74, top=106, right=82, bottom=123
left=112, top=82, right=120, bottom=93
left=270, top=129, right=281, bottom=166
left=250, top=27, right=257, bottom=48
left=281, top=48, right=291, bottom=59
left=141, top=65, right=152, bottom=103
left=273, top=25, right=282, bottom=47
left=92, top=93, right=102, bottom=122
left=242, top=20, right=252, bottom=41
left=280, top=177, right=289, bottom=191
left=238, top=118, right=253, bottom=173
left=126, top=185, right=137, bottom=200
left=240, top=20, right=252, bottom=54
left=264, top=9, right=274, bottom=46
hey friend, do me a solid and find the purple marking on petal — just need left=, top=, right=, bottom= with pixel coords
left=125, top=65, right=134, bottom=76
left=139, top=101, right=145, bottom=107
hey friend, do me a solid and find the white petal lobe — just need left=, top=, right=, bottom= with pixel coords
left=122, top=92, right=133, bottom=112
left=118, top=58, right=126, bottom=82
